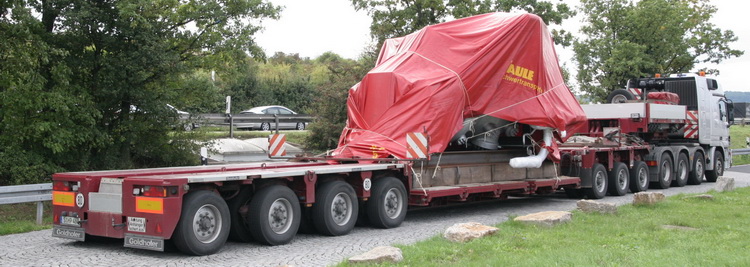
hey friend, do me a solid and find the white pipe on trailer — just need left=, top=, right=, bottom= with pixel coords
left=509, top=126, right=553, bottom=169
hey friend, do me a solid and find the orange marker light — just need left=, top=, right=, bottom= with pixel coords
left=655, top=73, right=661, bottom=78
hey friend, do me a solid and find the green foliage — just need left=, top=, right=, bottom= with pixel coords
left=305, top=52, right=372, bottom=152
left=350, top=0, right=575, bottom=47
left=0, top=0, right=280, bottom=184
left=574, top=0, right=744, bottom=101
left=337, top=188, right=750, bottom=266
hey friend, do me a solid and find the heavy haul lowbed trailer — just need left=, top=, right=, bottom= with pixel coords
left=51, top=155, right=580, bottom=255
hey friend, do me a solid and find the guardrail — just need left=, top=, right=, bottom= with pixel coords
left=0, top=183, right=52, bottom=225
left=733, top=148, right=750, bottom=155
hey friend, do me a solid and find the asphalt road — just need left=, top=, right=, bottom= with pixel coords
left=2, top=169, right=749, bottom=267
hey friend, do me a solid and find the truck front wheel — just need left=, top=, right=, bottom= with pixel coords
left=705, top=151, right=724, bottom=182
left=248, top=185, right=301, bottom=245
left=367, top=177, right=407, bottom=228
left=312, top=181, right=358, bottom=236
left=583, top=163, right=608, bottom=199
left=172, top=190, right=231, bottom=256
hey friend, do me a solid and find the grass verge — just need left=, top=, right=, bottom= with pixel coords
left=730, top=125, right=750, bottom=165
left=0, top=202, right=53, bottom=235
left=339, top=188, right=750, bottom=266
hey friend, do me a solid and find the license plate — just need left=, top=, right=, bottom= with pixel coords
left=52, top=225, right=85, bottom=241
left=60, top=216, right=80, bottom=226
left=124, top=234, right=164, bottom=251
left=128, top=217, right=146, bottom=233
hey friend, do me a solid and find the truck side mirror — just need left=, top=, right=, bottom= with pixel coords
left=727, top=101, right=735, bottom=125
left=708, top=79, right=718, bottom=90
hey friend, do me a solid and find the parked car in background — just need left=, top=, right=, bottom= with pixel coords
left=168, top=104, right=201, bottom=131
left=238, top=105, right=307, bottom=131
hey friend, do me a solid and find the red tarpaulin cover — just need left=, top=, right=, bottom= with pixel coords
left=333, top=12, right=587, bottom=160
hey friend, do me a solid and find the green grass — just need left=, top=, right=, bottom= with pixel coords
left=730, top=125, right=750, bottom=165
left=340, top=188, right=750, bottom=266
left=190, top=125, right=309, bottom=146
left=0, top=202, right=53, bottom=235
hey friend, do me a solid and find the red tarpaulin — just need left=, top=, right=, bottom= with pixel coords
left=333, top=12, right=587, bottom=160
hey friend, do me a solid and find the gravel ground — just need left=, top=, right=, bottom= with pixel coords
left=1, top=170, right=747, bottom=267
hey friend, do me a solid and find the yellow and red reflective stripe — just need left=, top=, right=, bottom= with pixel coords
left=135, top=196, right=164, bottom=214
left=52, top=191, right=75, bottom=207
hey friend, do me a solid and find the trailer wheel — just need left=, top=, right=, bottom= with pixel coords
left=606, top=89, right=635, bottom=103
left=583, top=164, right=608, bottom=199
left=629, top=161, right=649, bottom=193
left=172, top=190, right=230, bottom=256
left=687, top=152, right=705, bottom=185
left=312, top=181, right=358, bottom=236
left=607, top=162, right=629, bottom=196
left=248, top=185, right=301, bottom=245
left=367, top=177, right=407, bottom=228
left=705, top=150, right=723, bottom=182
left=671, top=153, right=689, bottom=187
left=653, top=153, right=673, bottom=189
left=228, top=187, right=254, bottom=242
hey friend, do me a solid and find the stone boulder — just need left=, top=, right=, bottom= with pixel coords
left=715, top=176, right=735, bottom=192
left=443, top=222, right=499, bottom=243
left=349, top=246, right=403, bottom=264
left=577, top=200, right=617, bottom=214
left=633, top=192, right=665, bottom=205
left=513, top=211, right=572, bottom=227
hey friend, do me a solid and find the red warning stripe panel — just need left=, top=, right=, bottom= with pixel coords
left=406, top=132, right=428, bottom=159
left=683, top=111, right=699, bottom=139
left=628, top=88, right=643, bottom=100
left=268, top=134, right=287, bottom=157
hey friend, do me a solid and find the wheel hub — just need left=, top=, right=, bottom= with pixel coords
left=192, top=204, right=221, bottom=243
left=331, top=193, right=351, bottom=225
left=268, top=199, right=292, bottom=234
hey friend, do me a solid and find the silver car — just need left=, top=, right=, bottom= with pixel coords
left=238, top=105, right=307, bottom=131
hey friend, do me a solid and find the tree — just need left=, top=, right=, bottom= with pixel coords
left=305, top=52, right=371, bottom=152
left=574, top=0, right=743, bottom=101
left=0, top=0, right=280, bottom=184
left=350, top=0, right=575, bottom=47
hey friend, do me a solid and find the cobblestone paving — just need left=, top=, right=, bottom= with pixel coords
left=1, top=171, right=747, bottom=267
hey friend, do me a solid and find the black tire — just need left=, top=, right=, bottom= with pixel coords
left=297, top=206, right=316, bottom=234
left=227, top=187, right=253, bottom=242
left=629, top=161, right=649, bottom=193
left=172, top=190, right=230, bottom=256
left=687, top=152, right=705, bottom=185
left=606, top=89, right=635, bottom=103
left=564, top=188, right=584, bottom=199
left=312, top=181, right=358, bottom=236
left=607, top=162, right=629, bottom=196
left=653, top=153, right=673, bottom=189
left=672, top=153, right=689, bottom=187
left=355, top=200, right=369, bottom=227
left=705, top=150, right=724, bottom=182
left=296, top=122, right=305, bottom=131
left=260, top=122, right=271, bottom=131
left=367, top=177, right=407, bottom=228
left=583, top=163, right=608, bottom=199
left=248, top=185, right=301, bottom=245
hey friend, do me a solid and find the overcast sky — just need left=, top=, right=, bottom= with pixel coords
left=254, top=0, right=750, bottom=92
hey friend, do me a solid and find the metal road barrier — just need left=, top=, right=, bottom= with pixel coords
left=733, top=148, right=750, bottom=155
left=0, top=183, right=52, bottom=225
